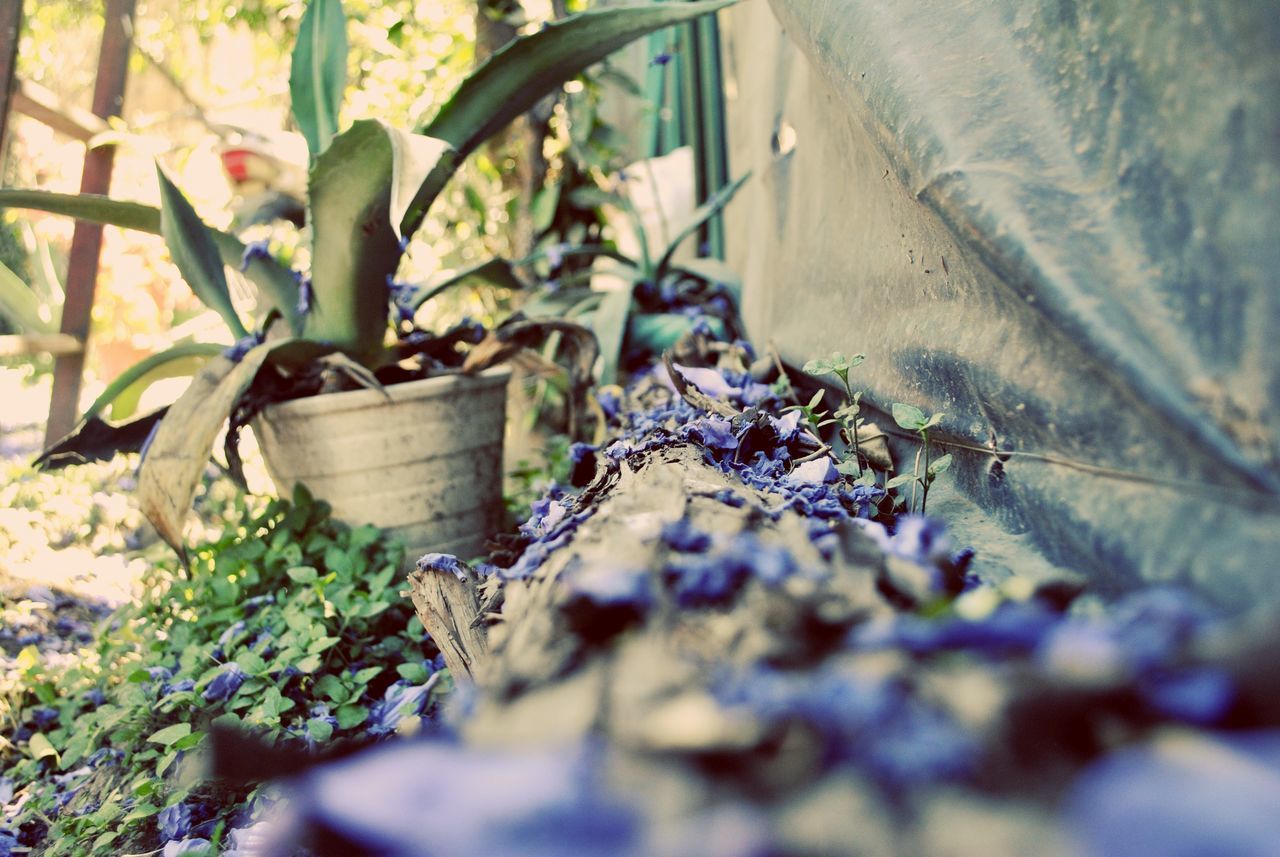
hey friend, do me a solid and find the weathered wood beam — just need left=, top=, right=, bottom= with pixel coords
left=410, top=441, right=887, bottom=746
left=12, top=78, right=110, bottom=143
left=44, top=0, right=136, bottom=446
left=0, top=332, right=83, bottom=357
left=0, top=0, right=21, bottom=156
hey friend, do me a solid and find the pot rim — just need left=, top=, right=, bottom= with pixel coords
left=256, top=365, right=511, bottom=420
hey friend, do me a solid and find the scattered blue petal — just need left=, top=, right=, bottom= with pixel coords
left=367, top=676, right=440, bottom=736
left=1141, top=668, right=1236, bottom=725
left=202, top=663, right=247, bottom=703
left=296, top=277, right=314, bottom=316
left=661, top=518, right=712, bottom=553
left=687, top=417, right=739, bottom=451
left=158, top=802, right=192, bottom=841
left=596, top=389, right=621, bottom=422
left=238, top=240, right=271, bottom=272
left=1063, top=732, right=1280, bottom=857
left=222, top=333, right=263, bottom=364
left=786, top=457, right=838, bottom=485
left=162, top=837, right=211, bottom=857
left=417, top=553, right=468, bottom=581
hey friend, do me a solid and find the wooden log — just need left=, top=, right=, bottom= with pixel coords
left=410, top=441, right=888, bottom=746
left=12, top=79, right=110, bottom=143
left=405, top=560, right=489, bottom=682
left=45, top=0, right=136, bottom=446
left=0, top=333, right=83, bottom=357
left=397, top=369, right=1279, bottom=854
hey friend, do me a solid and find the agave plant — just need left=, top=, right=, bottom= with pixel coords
left=0, top=0, right=735, bottom=551
left=437, top=165, right=751, bottom=389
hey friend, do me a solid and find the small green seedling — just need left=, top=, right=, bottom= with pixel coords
left=887, top=402, right=952, bottom=514
left=784, top=388, right=835, bottom=436
left=804, top=351, right=867, bottom=474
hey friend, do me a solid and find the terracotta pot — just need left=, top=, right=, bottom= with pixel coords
left=252, top=367, right=510, bottom=563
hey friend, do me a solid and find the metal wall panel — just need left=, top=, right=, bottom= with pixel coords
left=721, top=0, right=1280, bottom=610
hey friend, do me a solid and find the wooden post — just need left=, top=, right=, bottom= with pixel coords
left=0, top=0, right=21, bottom=156
left=44, top=0, right=136, bottom=445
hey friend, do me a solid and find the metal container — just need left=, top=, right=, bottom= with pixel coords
left=252, top=367, right=510, bottom=563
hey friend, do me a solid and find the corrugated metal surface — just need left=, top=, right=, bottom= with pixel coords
left=720, top=0, right=1280, bottom=610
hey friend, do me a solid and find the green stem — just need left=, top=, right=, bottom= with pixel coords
left=920, top=429, right=931, bottom=516
left=837, top=372, right=863, bottom=469
left=910, top=443, right=923, bottom=514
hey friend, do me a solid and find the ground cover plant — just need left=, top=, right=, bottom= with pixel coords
left=0, top=486, right=447, bottom=855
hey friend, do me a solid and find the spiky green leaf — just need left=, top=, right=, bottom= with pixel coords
left=156, top=166, right=248, bottom=339
left=303, top=121, right=427, bottom=361
left=654, top=172, right=749, bottom=280
left=0, top=260, right=56, bottom=333
left=0, top=189, right=301, bottom=330
left=629, top=312, right=725, bottom=354
left=0, top=189, right=159, bottom=231
left=593, top=278, right=637, bottom=386
left=81, top=342, right=228, bottom=422
left=138, top=341, right=284, bottom=552
left=407, top=0, right=738, bottom=239
left=290, top=0, right=348, bottom=157
left=668, top=257, right=742, bottom=298
left=408, top=257, right=525, bottom=312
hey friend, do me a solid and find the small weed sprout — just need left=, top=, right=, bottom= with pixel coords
left=887, top=403, right=952, bottom=514
left=804, top=352, right=868, bottom=475
left=784, top=388, right=837, bottom=437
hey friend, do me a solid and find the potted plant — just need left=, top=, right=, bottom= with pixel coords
left=0, top=0, right=734, bottom=559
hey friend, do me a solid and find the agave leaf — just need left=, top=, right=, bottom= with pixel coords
left=408, top=257, right=526, bottom=312
left=290, top=0, right=348, bottom=158
left=27, top=230, right=65, bottom=306
left=519, top=285, right=599, bottom=319
left=654, top=172, right=749, bottom=280
left=519, top=242, right=640, bottom=270
left=424, top=0, right=735, bottom=156
left=34, top=410, right=168, bottom=471
left=138, top=341, right=283, bottom=552
left=303, top=120, right=426, bottom=361
left=667, top=257, right=742, bottom=298
left=79, top=341, right=229, bottom=423
left=0, top=189, right=159, bottom=231
left=156, top=166, right=248, bottom=340
left=405, top=0, right=737, bottom=240
left=629, top=312, right=725, bottom=354
left=0, top=260, right=57, bottom=333
left=593, top=277, right=637, bottom=385
left=0, top=189, right=302, bottom=330
left=386, top=127, right=454, bottom=243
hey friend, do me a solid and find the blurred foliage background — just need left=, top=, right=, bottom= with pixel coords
left=3, top=0, right=645, bottom=398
